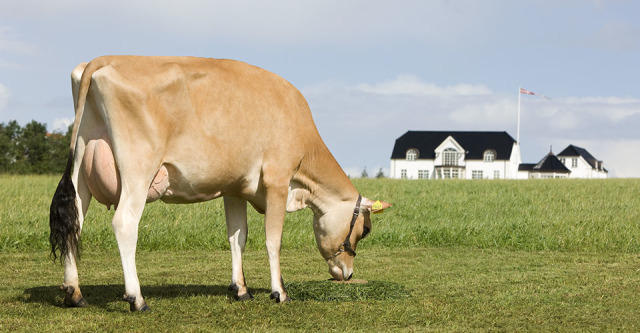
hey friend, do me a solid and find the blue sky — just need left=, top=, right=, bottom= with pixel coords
left=1, top=0, right=639, bottom=177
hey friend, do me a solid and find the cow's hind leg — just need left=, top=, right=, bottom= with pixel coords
left=224, top=196, right=253, bottom=301
left=60, top=166, right=92, bottom=307
left=112, top=184, right=149, bottom=312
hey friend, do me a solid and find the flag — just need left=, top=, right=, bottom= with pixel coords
left=520, top=87, right=550, bottom=100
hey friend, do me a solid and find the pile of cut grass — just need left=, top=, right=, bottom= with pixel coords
left=286, top=280, right=411, bottom=301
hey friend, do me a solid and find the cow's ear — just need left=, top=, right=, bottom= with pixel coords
left=360, top=197, right=392, bottom=214
left=286, top=188, right=311, bottom=212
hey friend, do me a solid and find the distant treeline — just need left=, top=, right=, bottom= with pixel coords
left=0, top=120, right=71, bottom=174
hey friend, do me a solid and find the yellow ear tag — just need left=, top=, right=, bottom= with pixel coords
left=372, top=200, right=384, bottom=213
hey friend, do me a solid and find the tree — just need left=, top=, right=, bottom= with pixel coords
left=0, top=120, right=71, bottom=174
left=0, top=121, right=22, bottom=173
left=361, top=167, right=368, bottom=178
left=47, top=123, right=73, bottom=173
left=375, top=168, right=385, bottom=178
left=19, top=120, right=49, bottom=173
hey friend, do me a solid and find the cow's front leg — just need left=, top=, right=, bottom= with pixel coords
left=224, top=196, right=253, bottom=301
left=264, top=186, right=291, bottom=303
left=112, top=191, right=149, bottom=312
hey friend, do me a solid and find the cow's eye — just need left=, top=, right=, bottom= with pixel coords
left=362, top=226, right=371, bottom=239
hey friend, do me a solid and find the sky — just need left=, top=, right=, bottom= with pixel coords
left=1, top=0, right=639, bottom=178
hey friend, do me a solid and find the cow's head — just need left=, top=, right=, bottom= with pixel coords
left=286, top=188, right=391, bottom=281
left=318, top=196, right=391, bottom=281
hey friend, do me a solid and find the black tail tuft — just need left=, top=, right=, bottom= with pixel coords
left=49, top=151, right=80, bottom=264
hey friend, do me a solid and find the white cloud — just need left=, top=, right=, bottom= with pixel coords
left=52, top=117, right=73, bottom=133
left=352, top=75, right=492, bottom=97
left=0, top=83, right=10, bottom=112
left=449, top=98, right=515, bottom=127
left=342, top=165, right=389, bottom=179
left=557, top=96, right=640, bottom=123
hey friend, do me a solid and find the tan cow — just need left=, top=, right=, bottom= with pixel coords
left=49, top=56, right=391, bottom=311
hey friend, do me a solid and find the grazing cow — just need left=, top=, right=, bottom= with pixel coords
left=49, top=56, right=391, bottom=311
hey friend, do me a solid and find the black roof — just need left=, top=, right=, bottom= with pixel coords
left=557, top=144, right=603, bottom=170
left=520, top=152, right=570, bottom=173
left=518, top=163, right=536, bottom=171
left=391, top=131, right=516, bottom=160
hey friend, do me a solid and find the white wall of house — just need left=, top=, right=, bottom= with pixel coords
left=528, top=172, right=569, bottom=179
left=390, top=141, right=522, bottom=180
left=390, top=158, right=519, bottom=179
left=390, top=159, right=436, bottom=179
left=507, top=143, right=522, bottom=179
left=559, top=156, right=607, bottom=179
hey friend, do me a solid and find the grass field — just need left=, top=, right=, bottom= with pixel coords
left=1, top=175, right=640, bottom=331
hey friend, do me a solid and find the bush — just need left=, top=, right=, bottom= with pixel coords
left=0, top=120, right=71, bottom=174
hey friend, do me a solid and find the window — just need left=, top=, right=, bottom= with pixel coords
left=439, top=167, right=459, bottom=179
left=571, top=158, right=578, bottom=168
left=406, top=148, right=419, bottom=161
left=401, top=169, right=407, bottom=179
left=443, top=148, right=458, bottom=166
left=472, top=170, right=483, bottom=179
left=483, top=150, right=495, bottom=162
left=494, top=170, right=500, bottom=179
left=560, top=158, right=566, bottom=165
left=418, top=170, right=429, bottom=179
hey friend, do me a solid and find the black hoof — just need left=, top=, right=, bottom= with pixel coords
left=122, top=295, right=149, bottom=312
left=235, top=292, right=254, bottom=301
left=60, top=285, right=88, bottom=308
left=270, top=291, right=291, bottom=303
left=63, top=295, right=88, bottom=308
left=229, top=284, right=254, bottom=301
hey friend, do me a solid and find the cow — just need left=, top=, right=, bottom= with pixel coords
left=49, top=56, right=391, bottom=312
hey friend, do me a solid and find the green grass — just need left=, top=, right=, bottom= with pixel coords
left=1, top=175, right=640, bottom=331
left=2, top=175, right=640, bottom=253
left=2, top=248, right=640, bottom=331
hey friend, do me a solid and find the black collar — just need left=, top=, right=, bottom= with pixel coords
left=328, top=195, right=361, bottom=259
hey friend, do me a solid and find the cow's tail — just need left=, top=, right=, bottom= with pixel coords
left=49, top=151, right=80, bottom=263
left=49, top=58, right=108, bottom=264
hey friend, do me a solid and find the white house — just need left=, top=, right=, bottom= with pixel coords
left=389, top=131, right=522, bottom=179
left=517, top=152, right=571, bottom=179
left=557, top=145, right=608, bottom=179
left=389, top=131, right=608, bottom=180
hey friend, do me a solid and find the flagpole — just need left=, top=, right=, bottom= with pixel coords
left=517, top=86, right=521, bottom=144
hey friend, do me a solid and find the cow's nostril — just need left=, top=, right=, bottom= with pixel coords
left=348, top=273, right=353, bottom=280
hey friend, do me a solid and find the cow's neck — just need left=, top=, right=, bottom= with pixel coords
left=293, top=146, right=359, bottom=217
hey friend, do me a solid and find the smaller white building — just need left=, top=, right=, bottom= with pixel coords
left=517, top=152, right=571, bottom=179
left=557, top=145, right=608, bottom=179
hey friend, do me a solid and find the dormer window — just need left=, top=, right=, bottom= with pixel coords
left=406, top=148, right=419, bottom=161
left=443, top=148, right=458, bottom=166
left=483, top=150, right=495, bottom=162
